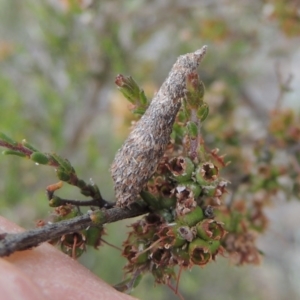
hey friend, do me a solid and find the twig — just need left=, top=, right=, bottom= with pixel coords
left=53, top=197, right=115, bottom=209
left=0, top=203, right=149, bottom=257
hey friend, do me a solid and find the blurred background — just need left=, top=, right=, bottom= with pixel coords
left=0, top=0, right=300, bottom=299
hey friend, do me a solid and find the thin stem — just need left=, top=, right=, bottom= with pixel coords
left=54, top=197, right=115, bottom=209
left=0, top=203, right=149, bottom=257
left=189, top=109, right=201, bottom=160
left=167, top=280, right=185, bottom=300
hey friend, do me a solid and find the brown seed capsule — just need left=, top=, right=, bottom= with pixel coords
left=111, top=46, right=208, bottom=207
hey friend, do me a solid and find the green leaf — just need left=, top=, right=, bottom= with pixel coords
left=2, top=150, right=26, bottom=157
left=0, top=132, right=18, bottom=146
left=30, top=152, right=50, bottom=165
left=50, top=153, right=73, bottom=173
left=56, top=167, right=71, bottom=182
left=197, top=103, right=209, bottom=122
left=22, top=139, right=39, bottom=152
left=187, top=122, right=198, bottom=139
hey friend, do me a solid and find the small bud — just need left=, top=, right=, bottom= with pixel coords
left=115, top=74, right=148, bottom=107
left=46, top=181, right=63, bottom=192
left=176, top=206, right=204, bottom=226
left=115, top=74, right=126, bottom=87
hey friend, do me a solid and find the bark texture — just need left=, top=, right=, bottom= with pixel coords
left=111, top=46, right=207, bottom=207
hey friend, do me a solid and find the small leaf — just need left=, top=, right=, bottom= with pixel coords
left=132, top=107, right=147, bottom=115
left=0, top=132, right=18, bottom=146
left=115, top=74, right=148, bottom=109
left=88, top=183, right=101, bottom=198
left=2, top=150, right=26, bottom=157
left=80, top=189, right=92, bottom=197
left=197, top=103, right=209, bottom=122
left=187, top=122, right=198, bottom=139
left=185, top=73, right=205, bottom=108
left=85, top=227, right=103, bottom=248
left=30, top=152, right=49, bottom=165
left=139, top=90, right=148, bottom=106
left=77, top=179, right=87, bottom=189
left=56, top=167, right=71, bottom=182
left=22, top=139, right=39, bottom=152
left=50, top=153, right=73, bottom=173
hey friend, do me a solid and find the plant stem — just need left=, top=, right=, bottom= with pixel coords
left=0, top=203, right=149, bottom=257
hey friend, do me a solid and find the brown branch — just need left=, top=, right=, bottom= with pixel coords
left=0, top=203, right=149, bottom=257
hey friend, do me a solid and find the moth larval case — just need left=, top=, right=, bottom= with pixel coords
left=111, top=46, right=207, bottom=207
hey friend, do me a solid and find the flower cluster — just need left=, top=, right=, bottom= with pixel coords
left=121, top=72, right=231, bottom=285
left=123, top=209, right=226, bottom=285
